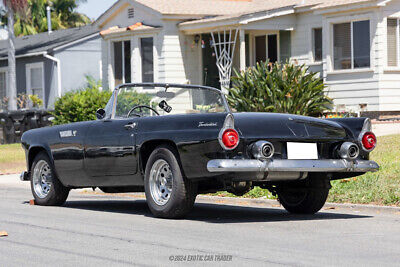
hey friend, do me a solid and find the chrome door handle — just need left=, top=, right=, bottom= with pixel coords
left=124, top=122, right=137, bottom=130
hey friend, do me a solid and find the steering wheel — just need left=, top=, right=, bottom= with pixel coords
left=127, top=105, right=160, bottom=117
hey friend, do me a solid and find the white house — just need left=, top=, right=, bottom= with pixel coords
left=95, top=0, right=400, bottom=116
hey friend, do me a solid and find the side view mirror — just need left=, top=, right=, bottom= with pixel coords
left=96, top=108, right=106, bottom=120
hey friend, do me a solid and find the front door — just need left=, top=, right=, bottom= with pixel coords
left=202, top=34, right=220, bottom=89
left=267, top=34, right=278, bottom=63
left=255, top=35, right=266, bottom=64
left=84, top=118, right=138, bottom=184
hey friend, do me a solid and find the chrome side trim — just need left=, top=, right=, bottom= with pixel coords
left=207, top=159, right=379, bottom=173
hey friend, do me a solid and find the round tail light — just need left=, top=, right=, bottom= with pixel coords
left=221, top=129, right=239, bottom=150
left=361, top=132, right=377, bottom=151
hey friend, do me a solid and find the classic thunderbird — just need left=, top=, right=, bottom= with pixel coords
left=20, top=83, right=379, bottom=218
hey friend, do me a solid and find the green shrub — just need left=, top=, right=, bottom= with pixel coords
left=228, top=61, right=332, bottom=116
left=52, top=77, right=112, bottom=125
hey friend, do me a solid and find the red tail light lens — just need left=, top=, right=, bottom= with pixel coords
left=222, top=129, right=239, bottom=149
left=361, top=132, right=376, bottom=151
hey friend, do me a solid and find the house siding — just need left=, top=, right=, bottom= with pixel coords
left=98, top=1, right=400, bottom=113
left=378, top=1, right=400, bottom=111
left=158, top=21, right=188, bottom=83
left=280, top=10, right=381, bottom=112
left=54, top=35, right=102, bottom=95
left=0, top=56, right=54, bottom=108
left=0, top=35, right=101, bottom=109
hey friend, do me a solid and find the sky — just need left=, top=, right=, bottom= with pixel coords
left=77, top=0, right=118, bottom=20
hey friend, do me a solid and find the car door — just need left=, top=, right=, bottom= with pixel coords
left=84, top=117, right=138, bottom=185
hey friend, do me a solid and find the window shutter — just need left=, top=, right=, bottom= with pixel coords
left=279, top=30, right=291, bottom=62
left=141, top=38, right=154, bottom=83
left=113, top=42, right=123, bottom=86
left=387, top=18, right=398, bottom=67
left=313, top=28, right=322, bottom=62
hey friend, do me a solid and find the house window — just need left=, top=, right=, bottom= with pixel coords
left=140, top=37, right=154, bottom=83
left=26, top=63, right=44, bottom=103
left=113, top=40, right=131, bottom=86
left=333, top=20, right=370, bottom=70
left=313, top=28, right=322, bottom=62
left=387, top=18, right=399, bottom=67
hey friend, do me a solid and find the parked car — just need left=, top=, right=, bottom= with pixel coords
left=20, top=83, right=379, bottom=218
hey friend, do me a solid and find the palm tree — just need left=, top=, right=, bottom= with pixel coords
left=3, top=0, right=28, bottom=110
left=8, top=0, right=90, bottom=37
left=51, top=0, right=90, bottom=28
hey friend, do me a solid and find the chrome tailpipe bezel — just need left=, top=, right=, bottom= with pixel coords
left=251, top=141, right=275, bottom=160
left=338, top=142, right=360, bottom=160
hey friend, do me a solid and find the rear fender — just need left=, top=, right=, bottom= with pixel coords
left=327, top=118, right=371, bottom=141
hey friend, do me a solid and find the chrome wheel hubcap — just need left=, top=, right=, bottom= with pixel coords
left=32, top=160, right=52, bottom=198
left=149, top=159, right=173, bottom=206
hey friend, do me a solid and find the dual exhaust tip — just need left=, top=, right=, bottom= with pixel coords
left=251, top=141, right=360, bottom=160
left=251, top=141, right=275, bottom=160
left=338, top=142, right=360, bottom=160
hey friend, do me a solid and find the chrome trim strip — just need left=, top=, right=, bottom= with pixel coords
left=207, top=159, right=379, bottom=173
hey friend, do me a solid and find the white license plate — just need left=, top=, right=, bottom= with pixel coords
left=287, top=142, right=318, bottom=160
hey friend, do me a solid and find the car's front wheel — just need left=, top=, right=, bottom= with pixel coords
left=277, top=176, right=330, bottom=214
left=144, top=145, right=196, bottom=218
left=30, top=152, right=69, bottom=206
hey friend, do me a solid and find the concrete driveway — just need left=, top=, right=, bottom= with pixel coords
left=1, top=174, right=400, bottom=266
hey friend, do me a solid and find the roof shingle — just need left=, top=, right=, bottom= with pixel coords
left=0, top=25, right=98, bottom=58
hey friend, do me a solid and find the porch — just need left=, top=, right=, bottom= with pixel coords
left=179, top=12, right=295, bottom=90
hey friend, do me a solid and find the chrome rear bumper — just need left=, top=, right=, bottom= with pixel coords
left=207, top=159, right=379, bottom=173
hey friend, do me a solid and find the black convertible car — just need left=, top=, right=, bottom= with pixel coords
left=20, top=83, right=379, bottom=218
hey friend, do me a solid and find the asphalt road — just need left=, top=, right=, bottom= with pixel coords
left=1, top=175, right=400, bottom=266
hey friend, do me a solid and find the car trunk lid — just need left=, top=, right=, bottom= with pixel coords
left=233, top=112, right=347, bottom=141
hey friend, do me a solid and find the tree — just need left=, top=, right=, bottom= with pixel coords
left=2, top=0, right=90, bottom=37
left=51, top=0, right=89, bottom=28
left=3, top=0, right=28, bottom=110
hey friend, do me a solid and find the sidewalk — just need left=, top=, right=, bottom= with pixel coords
left=372, top=122, right=400, bottom=137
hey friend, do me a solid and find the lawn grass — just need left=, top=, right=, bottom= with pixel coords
left=209, top=134, right=400, bottom=206
left=328, top=134, right=400, bottom=205
left=0, top=143, right=26, bottom=175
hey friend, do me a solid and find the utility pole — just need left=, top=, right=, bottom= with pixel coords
left=7, top=6, right=17, bottom=110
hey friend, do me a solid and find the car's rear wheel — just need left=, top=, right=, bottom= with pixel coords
left=144, top=145, right=196, bottom=218
left=30, top=152, right=69, bottom=206
left=277, top=176, right=330, bottom=214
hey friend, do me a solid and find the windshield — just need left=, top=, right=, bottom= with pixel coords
left=106, top=84, right=228, bottom=119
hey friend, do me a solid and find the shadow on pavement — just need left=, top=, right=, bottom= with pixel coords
left=62, top=199, right=371, bottom=223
